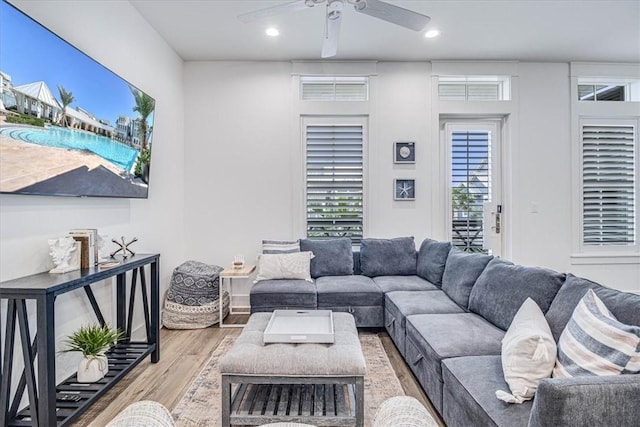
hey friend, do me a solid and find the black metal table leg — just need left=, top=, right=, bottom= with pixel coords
left=151, top=259, right=160, bottom=363
left=0, top=300, right=17, bottom=426
left=36, top=294, right=56, bottom=427
left=126, top=269, right=138, bottom=338
left=139, top=267, right=151, bottom=343
left=117, top=272, right=127, bottom=342
left=16, top=301, right=38, bottom=426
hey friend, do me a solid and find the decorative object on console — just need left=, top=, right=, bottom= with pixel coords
left=394, top=142, right=416, bottom=163
left=69, top=229, right=98, bottom=266
left=110, top=236, right=138, bottom=258
left=97, top=234, right=110, bottom=261
left=233, top=255, right=245, bottom=269
left=62, top=324, right=122, bottom=383
left=394, top=179, right=415, bottom=200
left=48, top=236, right=81, bottom=273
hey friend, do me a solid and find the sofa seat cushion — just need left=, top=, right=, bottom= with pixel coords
left=373, top=275, right=438, bottom=293
left=442, top=356, right=532, bottom=427
left=405, top=313, right=505, bottom=413
left=250, top=279, right=317, bottom=310
left=469, top=258, right=565, bottom=331
left=545, top=274, right=640, bottom=341
left=316, top=275, right=383, bottom=307
left=385, top=290, right=464, bottom=357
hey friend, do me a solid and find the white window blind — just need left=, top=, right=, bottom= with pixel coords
left=301, top=76, right=368, bottom=101
left=438, top=76, right=511, bottom=101
left=451, top=131, right=491, bottom=252
left=306, top=124, right=363, bottom=243
left=582, top=123, right=636, bottom=246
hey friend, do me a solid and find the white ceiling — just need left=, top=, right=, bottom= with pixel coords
left=130, top=0, right=640, bottom=63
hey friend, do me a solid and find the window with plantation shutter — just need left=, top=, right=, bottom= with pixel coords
left=582, top=123, right=637, bottom=246
left=306, top=124, right=363, bottom=243
left=301, top=76, right=368, bottom=101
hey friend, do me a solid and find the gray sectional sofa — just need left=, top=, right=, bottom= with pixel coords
left=250, top=236, right=640, bottom=427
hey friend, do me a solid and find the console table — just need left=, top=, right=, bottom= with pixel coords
left=0, top=253, right=160, bottom=427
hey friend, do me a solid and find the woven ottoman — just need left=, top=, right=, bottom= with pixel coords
left=162, top=261, right=230, bottom=329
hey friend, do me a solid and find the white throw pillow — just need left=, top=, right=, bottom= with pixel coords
left=552, top=289, right=640, bottom=378
left=254, top=251, right=314, bottom=283
left=496, top=298, right=557, bottom=404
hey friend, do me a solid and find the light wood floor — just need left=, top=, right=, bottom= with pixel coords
left=71, top=323, right=445, bottom=426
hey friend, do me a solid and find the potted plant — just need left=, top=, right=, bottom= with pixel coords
left=63, top=324, right=123, bottom=383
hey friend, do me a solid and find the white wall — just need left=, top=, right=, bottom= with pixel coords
left=183, top=60, right=639, bottom=296
left=1, top=0, right=184, bottom=388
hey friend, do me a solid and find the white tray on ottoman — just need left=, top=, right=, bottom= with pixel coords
left=264, top=310, right=334, bottom=344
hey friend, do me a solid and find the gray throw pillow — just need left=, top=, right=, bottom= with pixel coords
left=359, top=237, right=417, bottom=277
left=545, top=274, right=640, bottom=342
left=416, top=238, right=451, bottom=286
left=299, top=238, right=353, bottom=278
left=468, top=258, right=566, bottom=331
left=441, top=248, right=492, bottom=309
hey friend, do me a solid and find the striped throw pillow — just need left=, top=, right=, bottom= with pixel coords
left=262, top=240, right=300, bottom=254
left=552, top=289, right=640, bottom=378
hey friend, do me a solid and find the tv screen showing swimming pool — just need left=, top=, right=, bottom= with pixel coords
left=0, top=1, right=155, bottom=199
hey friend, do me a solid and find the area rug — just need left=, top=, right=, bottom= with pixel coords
left=172, top=332, right=405, bottom=426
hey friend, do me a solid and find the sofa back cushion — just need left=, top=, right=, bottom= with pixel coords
left=441, top=248, right=492, bottom=309
left=416, top=238, right=451, bottom=286
left=300, top=238, right=353, bottom=278
left=468, top=258, right=565, bottom=331
left=359, top=237, right=417, bottom=277
left=545, top=274, right=640, bottom=342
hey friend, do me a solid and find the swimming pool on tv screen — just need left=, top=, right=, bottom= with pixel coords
left=0, top=125, right=139, bottom=171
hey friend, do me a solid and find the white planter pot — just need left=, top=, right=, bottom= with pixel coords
left=77, top=355, right=108, bottom=383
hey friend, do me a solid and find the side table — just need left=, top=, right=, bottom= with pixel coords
left=219, top=265, right=255, bottom=328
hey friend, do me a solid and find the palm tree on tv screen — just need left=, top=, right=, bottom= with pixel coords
left=57, top=85, right=74, bottom=127
left=130, top=87, right=155, bottom=150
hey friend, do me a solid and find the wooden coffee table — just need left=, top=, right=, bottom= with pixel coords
left=219, top=312, right=366, bottom=426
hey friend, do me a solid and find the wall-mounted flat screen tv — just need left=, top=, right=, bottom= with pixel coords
left=0, top=0, right=155, bottom=198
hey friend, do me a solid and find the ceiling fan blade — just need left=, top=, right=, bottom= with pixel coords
left=238, top=0, right=312, bottom=23
left=354, top=0, right=430, bottom=31
left=321, top=4, right=342, bottom=58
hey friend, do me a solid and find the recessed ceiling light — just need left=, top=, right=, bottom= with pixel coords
left=265, top=27, right=280, bottom=37
left=424, top=29, right=440, bottom=38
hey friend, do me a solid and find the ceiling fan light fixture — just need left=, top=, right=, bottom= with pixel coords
left=265, top=27, right=280, bottom=37
left=424, top=29, right=440, bottom=38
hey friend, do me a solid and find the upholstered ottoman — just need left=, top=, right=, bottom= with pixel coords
left=162, top=261, right=230, bottom=329
left=220, top=312, right=366, bottom=426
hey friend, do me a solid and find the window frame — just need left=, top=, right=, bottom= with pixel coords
left=301, top=115, right=368, bottom=244
left=570, top=63, right=640, bottom=261
left=578, top=118, right=638, bottom=249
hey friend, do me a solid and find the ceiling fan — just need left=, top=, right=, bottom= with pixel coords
left=238, top=0, right=431, bottom=58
